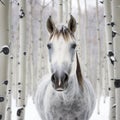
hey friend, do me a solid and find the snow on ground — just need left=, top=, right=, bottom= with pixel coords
left=12, top=97, right=109, bottom=120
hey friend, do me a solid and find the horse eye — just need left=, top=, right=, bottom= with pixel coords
left=47, top=44, right=52, bottom=49
left=71, top=43, right=76, bottom=49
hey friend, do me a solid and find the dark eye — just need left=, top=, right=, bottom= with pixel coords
left=47, top=43, right=52, bottom=49
left=71, top=43, right=76, bottom=49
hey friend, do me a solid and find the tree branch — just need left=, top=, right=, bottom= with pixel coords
left=0, top=0, right=5, bottom=6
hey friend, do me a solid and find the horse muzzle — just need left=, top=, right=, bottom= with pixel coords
left=51, top=71, right=69, bottom=92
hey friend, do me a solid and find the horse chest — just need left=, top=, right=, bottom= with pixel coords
left=45, top=93, right=88, bottom=120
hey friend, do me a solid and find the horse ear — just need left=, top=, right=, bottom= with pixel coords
left=47, top=16, right=55, bottom=34
left=68, top=15, right=76, bottom=33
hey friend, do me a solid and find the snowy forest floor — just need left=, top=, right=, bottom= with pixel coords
left=12, top=97, right=110, bottom=120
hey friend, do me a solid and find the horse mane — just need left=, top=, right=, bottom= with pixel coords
left=49, top=25, right=74, bottom=40
left=76, top=53, right=83, bottom=89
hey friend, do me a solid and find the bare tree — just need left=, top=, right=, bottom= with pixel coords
left=77, top=0, right=81, bottom=60
left=58, top=0, right=63, bottom=22
left=111, top=0, right=120, bottom=120
left=84, top=0, right=89, bottom=79
left=104, top=0, right=115, bottom=119
left=5, top=1, right=13, bottom=120
left=17, top=0, right=27, bottom=119
left=0, top=1, right=9, bottom=120
left=68, top=0, right=72, bottom=15
left=96, top=0, right=102, bottom=114
left=64, top=0, right=68, bottom=23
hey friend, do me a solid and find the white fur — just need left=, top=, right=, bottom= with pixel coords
left=35, top=29, right=96, bottom=120
left=35, top=74, right=96, bottom=120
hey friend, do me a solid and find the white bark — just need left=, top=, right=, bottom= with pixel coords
left=77, top=0, right=81, bottom=60
left=34, top=0, right=49, bottom=100
left=84, top=0, right=88, bottom=79
left=68, top=0, right=72, bottom=15
left=0, top=1, right=9, bottom=120
left=112, top=0, right=120, bottom=120
left=96, top=0, right=102, bottom=114
left=31, top=1, right=37, bottom=100
left=36, top=0, right=45, bottom=90
left=64, top=0, right=68, bottom=23
left=58, top=0, right=63, bottom=23
left=25, top=0, right=34, bottom=99
left=17, top=0, right=26, bottom=119
left=104, top=0, right=115, bottom=119
left=51, top=0, right=54, bottom=16
left=5, top=1, right=13, bottom=120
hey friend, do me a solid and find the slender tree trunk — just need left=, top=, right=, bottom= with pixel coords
left=31, top=0, right=37, bottom=100
left=111, top=0, right=120, bottom=120
left=64, top=0, right=68, bottom=23
left=104, top=0, right=115, bottom=119
left=36, top=0, right=44, bottom=95
left=0, top=1, right=9, bottom=120
left=96, top=0, right=101, bottom=114
left=5, top=1, right=13, bottom=120
left=17, top=0, right=26, bottom=119
left=68, top=0, right=72, bottom=15
left=25, top=0, right=34, bottom=99
left=77, top=0, right=81, bottom=59
left=15, top=19, right=20, bottom=103
left=84, top=0, right=88, bottom=79
left=58, top=0, right=63, bottom=23
left=51, top=0, right=54, bottom=16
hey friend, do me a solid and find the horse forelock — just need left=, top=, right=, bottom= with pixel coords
left=76, top=54, right=83, bottom=89
left=49, top=25, right=74, bottom=41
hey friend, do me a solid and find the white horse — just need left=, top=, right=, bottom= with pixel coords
left=35, top=15, right=96, bottom=120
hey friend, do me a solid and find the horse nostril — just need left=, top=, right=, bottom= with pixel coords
left=51, top=73, right=57, bottom=83
left=63, top=73, right=68, bottom=82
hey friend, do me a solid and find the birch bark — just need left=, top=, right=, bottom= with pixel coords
left=0, top=1, right=9, bottom=120
left=17, top=0, right=27, bottom=119
left=96, top=0, right=102, bottom=114
left=111, top=0, right=120, bottom=119
left=58, top=0, right=63, bottom=23
left=104, top=0, right=115, bottom=119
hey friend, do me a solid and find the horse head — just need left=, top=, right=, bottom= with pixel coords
left=46, top=15, right=81, bottom=91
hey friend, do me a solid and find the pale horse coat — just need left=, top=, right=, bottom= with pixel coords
left=35, top=15, right=96, bottom=120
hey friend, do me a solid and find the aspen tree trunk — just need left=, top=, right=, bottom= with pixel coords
left=29, top=0, right=34, bottom=97
left=17, top=0, right=26, bottom=119
left=5, top=1, right=13, bottom=120
left=14, top=23, right=20, bottom=102
left=51, top=0, right=54, bottom=16
left=102, top=56, right=107, bottom=103
left=5, top=54, right=13, bottom=120
left=33, top=0, right=50, bottom=100
left=104, top=0, right=115, bottom=119
left=31, top=0, right=37, bottom=100
left=40, top=0, right=46, bottom=77
left=25, top=0, right=33, bottom=99
left=58, top=0, right=63, bottom=23
left=111, top=0, right=120, bottom=120
left=0, top=1, right=9, bottom=120
left=35, top=0, right=45, bottom=96
left=52, top=0, right=54, bottom=8
left=104, top=57, right=109, bottom=103
left=84, top=0, right=88, bottom=79
left=64, top=0, right=68, bottom=23
left=77, top=0, right=81, bottom=60
left=68, top=0, right=72, bottom=15
left=96, top=0, right=101, bottom=114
